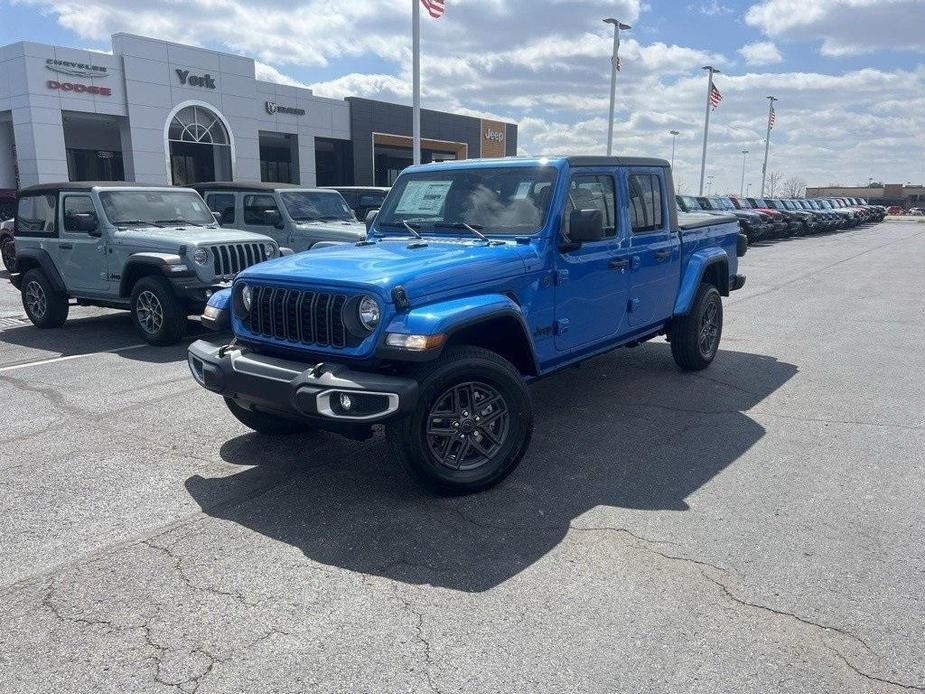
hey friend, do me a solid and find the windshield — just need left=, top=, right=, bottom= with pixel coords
left=716, top=197, right=735, bottom=210
left=280, top=191, right=355, bottom=222
left=679, top=196, right=701, bottom=210
left=99, top=190, right=214, bottom=226
left=375, top=166, right=558, bottom=235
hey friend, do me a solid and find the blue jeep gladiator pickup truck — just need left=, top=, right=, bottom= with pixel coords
left=188, top=156, right=746, bottom=494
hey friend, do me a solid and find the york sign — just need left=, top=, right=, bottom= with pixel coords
left=176, top=69, right=216, bottom=89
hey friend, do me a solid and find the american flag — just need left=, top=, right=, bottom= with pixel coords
left=709, top=81, right=723, bottom=110
left=421, top=0, right=445, bottom=18
left=768, top=103, right=776, bottom=129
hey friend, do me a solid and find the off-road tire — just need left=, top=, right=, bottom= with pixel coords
left=130, top=275, right=186, bottom=345
left=21, top=268, right=69, bottom=328
left=668, top=283, right=723, bottom=371
left=386, top=345, right=533, bottom=495
left=224, top=398, right=316, bottom=435
left=1, top=235, right=15, bottom=273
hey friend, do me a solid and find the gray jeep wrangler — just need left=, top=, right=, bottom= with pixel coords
left=10, top=182, right=280, bottom=345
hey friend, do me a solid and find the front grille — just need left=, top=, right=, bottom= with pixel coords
left=248, top=286, right=349, bottom=348
left=210, top=243, right=265, bottom=277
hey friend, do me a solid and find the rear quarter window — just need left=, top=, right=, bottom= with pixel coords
left=16, top=194, right=57, bottom=235
left=629, top=174, right=663, bottom=233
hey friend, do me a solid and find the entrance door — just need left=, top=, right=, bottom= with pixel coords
left=58, top=194, right=109, bottom=294
left=554, top=171, right=631, bottom=351
left=170, top=142, right=218, bottom=186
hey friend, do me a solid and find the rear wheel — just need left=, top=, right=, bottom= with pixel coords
left=130, top=276, right=186, bottom=345
left=224, top=398, right=316, bottom=435
left=1, top=235, right=15, bottom=272
left=386, top=346, right=533, bottom=495
left=668, top=283, right=723, bottom=371
left=21, top=268, right=69, bottom=328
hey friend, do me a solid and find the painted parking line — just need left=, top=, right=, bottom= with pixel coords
left=0, top=343, right=151, bottom=373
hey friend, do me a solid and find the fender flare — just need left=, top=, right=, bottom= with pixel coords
left=13, top=248, right=66, bottom=292
left=119, top=253, right=186, bottom=296
left=379, top=293, right=540, bottom=372
left=673, top=249, right=730, bottom=316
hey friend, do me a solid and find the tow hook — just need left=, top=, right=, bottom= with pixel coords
left=218, top=338, right=238, bottom=358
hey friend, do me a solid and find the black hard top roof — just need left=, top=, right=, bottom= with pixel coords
left=564, top=155, right=671, bottom=168
left=18, top=181, right=180, bottom=195
left=191, top=181, right=331, bottom=192
left=322, top=186, right=390, bottom=192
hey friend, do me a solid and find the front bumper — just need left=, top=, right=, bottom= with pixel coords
left=188, top=339, right=418, bottom=431
left=169, top=277, right=231, bottom=309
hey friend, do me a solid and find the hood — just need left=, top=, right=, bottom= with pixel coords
left=294, top=219, right=366, bottom=237
left=238, top=236, right=529, bottom=301
left=113, top=225, right=274, bottom=251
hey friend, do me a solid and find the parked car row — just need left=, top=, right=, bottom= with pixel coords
left=677, top=195, right=886, bottom=244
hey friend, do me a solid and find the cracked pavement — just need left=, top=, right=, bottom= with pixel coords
left=1, top=222, right=924, bottom=693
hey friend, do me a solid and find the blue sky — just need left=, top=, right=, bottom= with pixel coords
left=3, top=0, right=923, bottom=193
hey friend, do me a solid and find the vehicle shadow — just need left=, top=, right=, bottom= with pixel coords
left=185, top=343, right=798, bottom=592
left=0, top=311, right=223, bottom=365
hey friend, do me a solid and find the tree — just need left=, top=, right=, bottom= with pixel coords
left=782, top=176, right=806, bottom=198
left=766, top=170, right=783, bottom=197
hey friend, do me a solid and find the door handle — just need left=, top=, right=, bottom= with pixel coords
left=655, top=249, right=671, bottom=260
left=59, top=243, right=73, bottom=250
left=608, top=258, right=630, bottom=270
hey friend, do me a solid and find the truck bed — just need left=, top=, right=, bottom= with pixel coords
left=677, top=211, right=738, bottom=230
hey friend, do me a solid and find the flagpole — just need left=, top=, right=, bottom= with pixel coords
left=412, top=0, right=421, bottom=166
left=603, top=19, right=630, bottom=156
left=698, top=65, right=719, bottom=196
left=760, top=96, right=777, bottom=196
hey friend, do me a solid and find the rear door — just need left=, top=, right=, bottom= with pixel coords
left=554, top=169, right=631, bottom=351
left=58, top=193, right=110, bottom=294
left=624, top=168, right=681, bottom=327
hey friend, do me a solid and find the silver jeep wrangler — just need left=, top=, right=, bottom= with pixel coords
left=11, top=182, right=281, bottom=345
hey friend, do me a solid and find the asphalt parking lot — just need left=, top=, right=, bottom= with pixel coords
left=0, top=222, right=923, bottom=693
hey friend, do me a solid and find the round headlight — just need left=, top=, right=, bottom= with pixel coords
left=262, top=242, right=275, bottom=259
left=192, top=247, right=209, bottom=266
left=241, top=284, right=252, bottom=312
left=358, top=295, right=380, bottom=331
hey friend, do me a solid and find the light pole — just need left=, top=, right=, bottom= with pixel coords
left=740, top=149, right=749, bottom=197
left=760, top=95, right=777, bottom=196
left=746, top=183, right=752, bottom=197
left=707, top=174, right=715, bottom=195
left=699, top=65, right=720, bottom=195
left=604, top=18, right=631, bottom=156
left=669, top=130, right=680, bottom=169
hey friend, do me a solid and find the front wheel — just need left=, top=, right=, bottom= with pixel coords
left=668, top=283, right=723, bottom=371
left=386, top=346, right=533, bottom=495
left=130, top=276, right=186, bottom=345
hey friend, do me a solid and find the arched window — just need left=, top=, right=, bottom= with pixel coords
left=168, top=105, right=230, bottom=146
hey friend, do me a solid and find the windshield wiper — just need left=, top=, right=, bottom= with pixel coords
left=115, top=220, right=164, bottom=228
left=432, top=222, right=491, bottom=243
left=155, top=218, right=205, bottom=227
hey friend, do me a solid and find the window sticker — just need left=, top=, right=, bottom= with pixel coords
left=395, top=181, right=453, bottom=215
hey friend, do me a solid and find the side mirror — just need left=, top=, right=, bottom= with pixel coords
left=212, top=211, right=223, bottom=225
left=263, top=209, right=283, bottom=228
left=365, top=208, right=379, bottom=231
left=67, top=212, right=100, bottom=236
left=567, top=209, right=605, bottom=244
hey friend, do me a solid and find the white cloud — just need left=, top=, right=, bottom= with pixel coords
left=738, top=41, right=783, bottom=65
left=10, top=0, right=925, bottom=192
left=254, top=62, right=308, bottom=89
left=690, top=1, right=734, bottom=16
left=745, top=0, right=925, bottom=56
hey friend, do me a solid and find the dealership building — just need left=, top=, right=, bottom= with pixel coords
left=0, top=34, right=517, bottom=192
left=806, top=184, right=924, bottom=210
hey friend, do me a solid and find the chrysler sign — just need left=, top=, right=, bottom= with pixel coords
left=46, top=59, right=108, bottom=79
left=266, top=101, right=306, bottom=116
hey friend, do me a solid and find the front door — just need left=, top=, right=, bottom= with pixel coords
left=554, top=171, right=631, bottom=351
left=58, top=194, right=110, bottom=294
left=242, top=193, right=288, bottom=246
left=624, top=169, right=680, bottom=327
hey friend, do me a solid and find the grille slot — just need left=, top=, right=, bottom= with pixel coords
left=209, top=243, right=265, bottom=277
left=248, top=286, right=349, bottom=348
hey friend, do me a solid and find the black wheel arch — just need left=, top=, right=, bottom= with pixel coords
left=699, top=257, right=731, bottom=296
left=13, top=248, right=66, bottom=293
